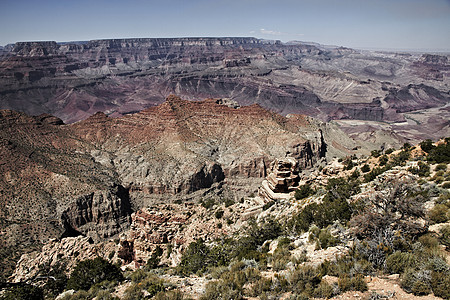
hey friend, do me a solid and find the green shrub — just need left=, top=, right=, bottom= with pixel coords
left=428, top=204, right=449, bottom=224
left=385, top=251, right=418, bottom=274
left=337, top=274, right=351, bottom=292
left=66, top=257, right=123, bottom=291
left=263, top=201, right=275, bottom=210
left=124, top=274, right=166, bottom=299
left=201, top=198, right=216, bottom=209
left=290, top=178, right=356, bottom=232
left=364, top=167, right=385, bottom=182
left=371, top=150, right=381, bottom=158
left=224, top=198, right=235, bottom=207
left=308, top=225, right=320, bottom=242
left=215, top=209, right=224, bottom=219
left=430, top=271, right=450, bottom=299
left=427, top=139, right=450, bottom=163
left=435, top=176, right=445, bottom=184
left=178, top=238, right=229, bottom=275
left=385, top=148, right=395, bottom=155
left=420, top=139, right=435, bottom=153
left=435, top=170, right=445, bottom=177
left=200, top=280, right=243, bottom=300
left=145, top=280, right=165, bottom=298
left=146, top=246, right=164, bottom=270
left=37, top=261, right=68, bottom=297
left=154, top=290, right=185, bottom=300
left=361, top=164, right=370, bottom=173
left=277, top=236, right=292, bottom=249
left=419, top=234, right=440, bottom=250
left=289, top=265, right=322, bottom=296
left=401, top=268, right=431, bottom=295
left=244, top=267, right=261, bottom=283
left=129, top=269, right=147, bottom=283
left=233, top=218, right=283, bottom=261
left=271, top=247, right=291, bottom=271
left=436, top=163, right=448, bottom=172
left=440, top=225, right=450, bottom=247
left=65, top=290, right=90, bottom=300
left=1, top=284, right=44, bottom=300
left=391, top=150, right=411, bottom=166
left=249, top=277, right=272, bottom=297
left=338, top=274, right=367, bottom=292
left=343, top=157, right=355, bottom=170
left=351, top=274, right=368, bottom=292
left=442, top=182, right=450, bottom=189
left=95, top=290, right=120, bottom=300
left=412, top=280, right=431, bottom=296
left=318, top=229, right=339, bottom=249
left=428, top=257, right=449, bottom=273
left=379, top=155, right=388, bottom=166
left=313, top=280, right=334, bottom=299
left=123, top=283, right=144, bottom=300
left=295, top=184, right=313, bottom=200
left=408, top=161, right=430, bottom=177
left=350, top=169, right=360, bottom=180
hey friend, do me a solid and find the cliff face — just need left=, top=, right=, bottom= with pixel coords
left=2, top=37, right=447, bottom=139
left=69, top=96, right=326, bottom=194
left=60, top=185, right=132, bottom=240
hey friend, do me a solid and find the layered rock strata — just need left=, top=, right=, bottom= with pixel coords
left=1, top=37, right=448, bottom=143
left=259, top=158, right=300, bottom=201
left=0, top=96, right=339, bottom=277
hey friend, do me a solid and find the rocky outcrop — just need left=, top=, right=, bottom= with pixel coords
left=11, top=236, right=119, bottom=283
left=259, top=158, right=300, bottom=201
left=12, top=41, right=60, bottom=56
left=60, top=185, right=132, bottom=241
left=265, top=158, right=300, bottom=193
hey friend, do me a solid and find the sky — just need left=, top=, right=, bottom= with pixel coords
left=1, top=0, right=449, bottom=51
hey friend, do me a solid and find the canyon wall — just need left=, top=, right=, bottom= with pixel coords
left=1, top=38, right=447, bottom=131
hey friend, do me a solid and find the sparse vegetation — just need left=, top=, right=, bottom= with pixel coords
left=385, top=148, right=395, bottom=155
left=201, top=198, right=216, bottom=209
left=3, top=139, right=450, bottom=300
left=215, top=209, right=224, bottom=219
left=408, top=161, right=430, bottom=177
left=294, top=183, right=313, bottom=200
left=371, top=150, right=381, bottom=158
left=66, top=257, right=123, bottom=291
left=420, top=139, right=435, bottom=153
left=1, top=284, right=44, bottom=300
left=361, top=164, right=370, bottom=173
left=427, top=138, right=450, bottom=163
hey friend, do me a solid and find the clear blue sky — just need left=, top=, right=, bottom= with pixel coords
left=1, top=0, right=449, bottom=51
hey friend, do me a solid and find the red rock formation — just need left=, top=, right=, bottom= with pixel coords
left=0, top=96, right=328, bottom=276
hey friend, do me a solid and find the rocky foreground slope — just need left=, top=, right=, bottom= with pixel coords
left=0, top=95, right=363, bottom=280
left=1, top=38, right=449, bottom=144
left=5, top=139, right=450, bottom=300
